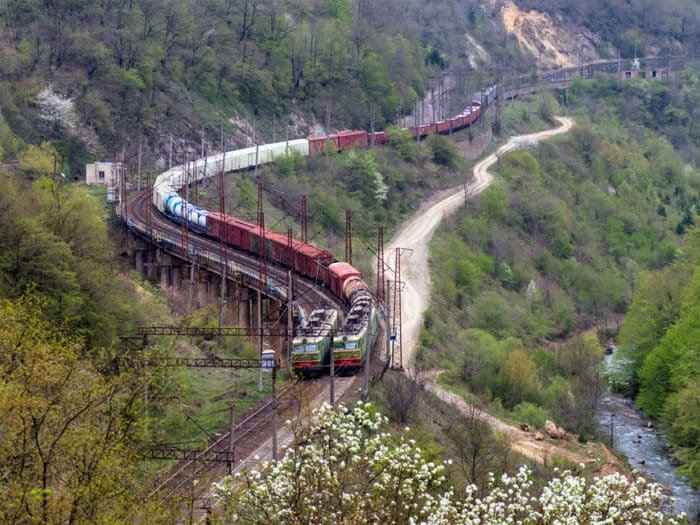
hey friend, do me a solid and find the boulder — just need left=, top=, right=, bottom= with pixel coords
left=520, top=423, right=530, bottom=432
left=544, top=420, right=569, bottom=440
left=535, top=432, right=544, bottom=441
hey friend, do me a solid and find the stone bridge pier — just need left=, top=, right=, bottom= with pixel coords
left=127, top=232, right=289, bottom=363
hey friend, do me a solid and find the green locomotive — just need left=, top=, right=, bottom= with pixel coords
left=291, top=309, right=338, bottom=377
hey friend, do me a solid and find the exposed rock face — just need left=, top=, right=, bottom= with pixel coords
left=501, top=1, right=607, bottom=68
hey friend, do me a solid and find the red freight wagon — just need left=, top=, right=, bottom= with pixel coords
left=206, top=212, right=227, bottom=240
left=334, top=130, right=368, bottom=150
left=328, top=262, right=362, bottom=301
left=226, top=217, right=255, bottom=251
left=436, top=120, right=449, bottom=133
left=308, top=136, right=329, bottom=155
left=470, top=106, right=481, bottom=124
left=295, top=243, right=333, bottom=280
left=267, top=230, right=294, bottom=267
left=207, top=213, right=254, bottom=251
left=371, top=131, right=388, bottom=145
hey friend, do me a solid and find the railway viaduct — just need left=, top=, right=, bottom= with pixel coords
left=121, top=188, right=343, bottom=367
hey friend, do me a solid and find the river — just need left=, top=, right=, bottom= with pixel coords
left=597, top=351, right=699, bottom=519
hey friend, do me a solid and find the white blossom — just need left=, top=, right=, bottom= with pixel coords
left=215, top=402, right=681, bottom=525
left=35, top=85, right=98, bottom=153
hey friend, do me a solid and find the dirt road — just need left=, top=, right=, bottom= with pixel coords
left=386, top=116, right=573, bottom=371
left=382, top=117, right=604, bottom=466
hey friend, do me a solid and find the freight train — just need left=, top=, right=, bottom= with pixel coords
left=150, top=86, right=497, bottom=375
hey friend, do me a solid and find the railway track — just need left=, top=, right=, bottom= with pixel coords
left=127, top=191, right=344, bottom=316
left=146, top=372, right=361, bottom=516
left=147, top=381, right=301, bottom=501
left=126, top=191, right=368, bottom=515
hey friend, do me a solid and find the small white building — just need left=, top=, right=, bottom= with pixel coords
left=85, top=161, right=122, bottom=186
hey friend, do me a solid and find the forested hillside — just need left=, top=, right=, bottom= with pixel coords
left=1, top=0, right=700, bottom=519
left=0, top=0, right=422, bottom=174
left=0, top=0, right=517, bottom=177
left=3, top=0, right=697, bottom=181
left=617, top=230, right=700, bottom=487
left=421, top=70, right=700, bottom=482
left=0, top=176, right=180, bottom=521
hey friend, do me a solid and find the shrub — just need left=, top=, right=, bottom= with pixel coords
left=512, top=401, right=550, bottom=428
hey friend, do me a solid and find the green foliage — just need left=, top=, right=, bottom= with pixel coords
left=619, top=229, right=700, bottom=486
left=617, top=269, right=685, bottom=388
left=386, top=124, right=417, bottom=161
left=663, top=382, right=700, bottom=487
left=0, top=174, right=146, bottom=348
left=342, top=149, right=388, bottom=204
left=512, top=401, right=550, bottom=428
left=423, top=133, right=459, bottom=168
left=17, top=142, right=57, bottom=178
left=480, top=185, right=508, bottom=220
left=496, top=347, right=539, bottom=408
left=0, top=297, right=167, bottom=522
left=273, top=149, right=305, bottom=179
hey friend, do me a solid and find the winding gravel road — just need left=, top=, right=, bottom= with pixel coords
left=382, top=117, right=600, bottom=465
left=386, top=116, right=574, bottom=371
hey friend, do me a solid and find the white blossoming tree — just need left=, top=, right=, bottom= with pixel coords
left=35, top=86, right=98, bottom=153
left=215, top=402, right=681, bottom=525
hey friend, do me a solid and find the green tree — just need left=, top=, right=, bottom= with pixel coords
left=386, top=124, right=416, bottom=161
left=424, top=132, right=459, bottom=167
left=496, top=347, right=539, bottom=408
left=17, top=142, right=58, bottom=178
left=0, top=297, right=162, bottom=523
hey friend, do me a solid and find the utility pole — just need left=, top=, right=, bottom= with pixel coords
left=385, top=279, right=391, bottom=368
left=376, top=227, right=385, bottom=303
left=257, top=183, right=266, bottom=393
left=122, top=149, right=128, bottom=221
left=146, top=172, right=152, bottom=237
left=345, top=210, right=353, bottom=264
left=494, top=65, right=503, bottom=135
left=330, top=330, right=335, bottom=406
left=479, top=68, right=484, bottom=129
left=391, top=248, right=412, bottom=370
left=137, top=136, right=142, bottom=192
left=287, top=270, right=293, bottom=367
left=228, top=401, right=236, bottom=473
left=300, top=195, right=308, bottom=244
left=218, top=160, right=227, bottom=345
left=271, top=365, right=278, bottom=460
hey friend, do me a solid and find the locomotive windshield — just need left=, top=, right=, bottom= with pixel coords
left=293, top=344, right=314, bottom=353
